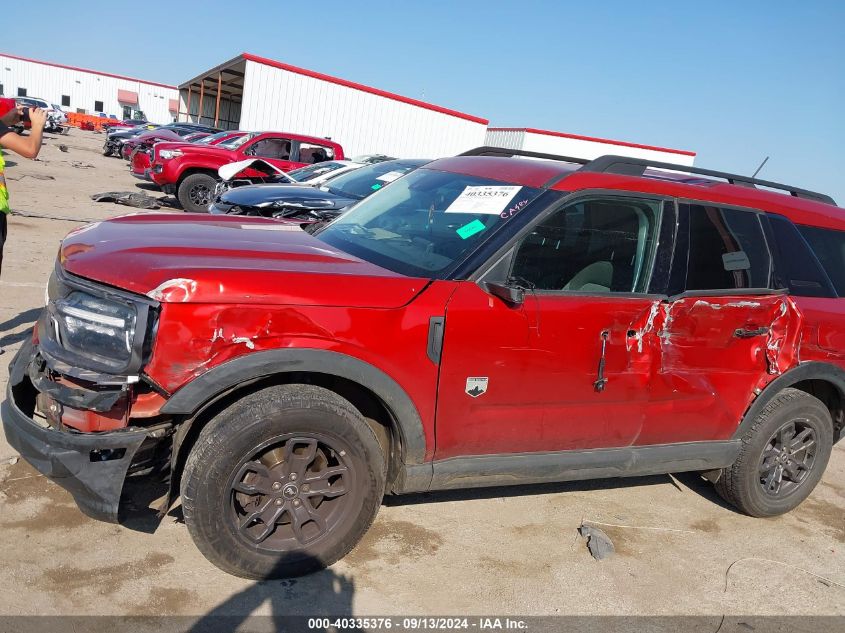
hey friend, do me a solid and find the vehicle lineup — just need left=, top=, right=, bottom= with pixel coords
left=4, top=141, right=845, bottom=581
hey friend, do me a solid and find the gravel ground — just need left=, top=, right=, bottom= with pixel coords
left=0, top=130, right=842, bottom=628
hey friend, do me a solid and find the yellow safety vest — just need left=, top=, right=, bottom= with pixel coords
left=0, top=150, right=9, bottom=214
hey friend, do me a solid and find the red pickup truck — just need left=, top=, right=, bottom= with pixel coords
left=149, top=131, right=345, bottom=212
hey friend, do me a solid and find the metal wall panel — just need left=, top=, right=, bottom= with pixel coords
left=0, top=55, right=178, bottom=123
left=522, top=132, right=696, bottom=166
left=483, top=129, right=526, bottom=150
left=239, top=60, right=487, bottom=158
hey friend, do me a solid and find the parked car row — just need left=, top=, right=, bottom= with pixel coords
left=103, top=122, right=218, bottom=158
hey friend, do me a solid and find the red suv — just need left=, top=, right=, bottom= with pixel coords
left=4, top=147, right=844, bottom=579
left=149, top=131, right=345, bottom=212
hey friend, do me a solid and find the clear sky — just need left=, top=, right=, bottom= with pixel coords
left=4, top=0, right=844, bottom=203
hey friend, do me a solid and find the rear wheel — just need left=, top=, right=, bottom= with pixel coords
left=181, top=384, right=386, bottom=579
left=177, top=173, right=217, bottom=213
left=716, top=388, right=833, bottom=517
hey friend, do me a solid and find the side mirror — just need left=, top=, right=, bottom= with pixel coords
left=483, top=281, right=525, bottom=306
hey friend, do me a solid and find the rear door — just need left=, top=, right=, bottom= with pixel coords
left=639, top=202, right=803, bottom=445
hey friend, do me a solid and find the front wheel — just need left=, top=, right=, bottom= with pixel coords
left=181, top=384, right=386, bottom=579
left=177, top=173, right=217, bottom=213
left=715, top=388, right=833, bottom=517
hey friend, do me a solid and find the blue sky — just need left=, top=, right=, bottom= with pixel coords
left=4, top=0, right=844, bottom=203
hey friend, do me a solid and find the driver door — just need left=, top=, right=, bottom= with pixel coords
left=434, top=195, right=670, bottom=460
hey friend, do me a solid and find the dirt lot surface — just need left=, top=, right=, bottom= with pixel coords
left=0, top=130, right=843, bottom=626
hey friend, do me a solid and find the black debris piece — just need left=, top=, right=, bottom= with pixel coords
left=91, top=191, right=161, bottom=210
left=578, top=524, right=615, bottom=560
left=58, top=144, right=68, bottom=153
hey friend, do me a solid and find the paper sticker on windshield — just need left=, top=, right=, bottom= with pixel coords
left=456, top=219, right=487, bottom=240
left=376, top=170, right=404, bottom=183
left=445, top=186, right=523, bottom=215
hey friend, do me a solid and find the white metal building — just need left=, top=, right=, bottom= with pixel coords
left=0, top=53, right=178, bottom=123
left=177, top=53, right=489, bottom=157
left=485, top=127, right=696, bottom=166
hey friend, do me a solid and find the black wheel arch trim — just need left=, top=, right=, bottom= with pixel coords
left=734, top=361, right=845, bottom=441
left=159, top=348, right=428, bottom=465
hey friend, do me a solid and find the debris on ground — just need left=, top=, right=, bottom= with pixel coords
left=578, top=524, right=615, bottom=560
left=70, top=161, right=95, bottom=169
left=58, top=144, right=69, bottom=153
left=91, top=191, right=161, bottom=209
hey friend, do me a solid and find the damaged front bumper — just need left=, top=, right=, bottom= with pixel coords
left=2, top=338, right=164, bottom=522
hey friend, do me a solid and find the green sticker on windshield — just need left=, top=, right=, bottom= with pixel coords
left=456, top=219, right=487, bottom=240
left=371, top=183, right=382, bottom=190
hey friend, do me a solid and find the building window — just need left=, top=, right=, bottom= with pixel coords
left=17, top=87, right=27, bottom=97
left=94, top=100, right=104, bottom=112
left=0, top=84, right=4, bottom=95
left=61, top=95, right=70, bottom=107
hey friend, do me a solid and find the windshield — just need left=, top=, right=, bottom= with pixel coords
left=322, top=160, right=427, bottom=200
left=219, top=133, right=255, bottom=150
left=317, top=168, right=542, bottom=278
left=288, top=161, right=349, bottom=182
left=192, top=131, right=230, bottom=145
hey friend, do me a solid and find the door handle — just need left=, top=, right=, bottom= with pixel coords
left=594, top=330, right=609, bottom=393
left=734, top=326, right=770, bottom=338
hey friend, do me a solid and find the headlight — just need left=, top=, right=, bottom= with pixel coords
left=159, top=149, right=182, bottom=160
left=53, top=292, right=137, bottom=364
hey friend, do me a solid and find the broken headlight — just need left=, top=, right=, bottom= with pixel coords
left=52, top=292, right=137, bottom=365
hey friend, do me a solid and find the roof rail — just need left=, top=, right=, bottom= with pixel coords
left=459, top=145, right=591, bottom=165
left=459, top=146, right=837, bottom=206
left=581, top=155, right=836, bottom=205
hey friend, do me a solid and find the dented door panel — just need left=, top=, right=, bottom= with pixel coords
left=638, top=293, right=803, bottom=444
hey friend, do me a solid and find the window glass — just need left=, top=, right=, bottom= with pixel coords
left=684, top=204, right=771, bottom=290
left=249, top=138, right=292, bottom=160
left=94, top=100, right=104, bottom=112
left=297, top=143, right=334, bottom=164
left=317, top=168, right=542, bottom=278
left=17, top=87, right=26, bottom=97
left=511, top=198, right=661, bottom=293
left=61, top=95, right=70, bottom=107
left=767, top=216, right=834, bottom=297
left=798, top=225, right=845, bottom=297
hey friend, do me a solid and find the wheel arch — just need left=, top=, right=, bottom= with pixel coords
left=734, top=361, right=845, bottom=444
left=160, top=349, right=428, bottom=476
left=176, top=166, right=220, bottom=188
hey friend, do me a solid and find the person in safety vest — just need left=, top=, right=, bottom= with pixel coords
left=0, top=97, right=47, bottom=354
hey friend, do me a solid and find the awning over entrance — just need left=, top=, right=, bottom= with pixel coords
left=117, top=89, right=138, bottom=105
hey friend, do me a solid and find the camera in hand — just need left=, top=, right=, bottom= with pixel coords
left=21, top=108, right=31, bottom=123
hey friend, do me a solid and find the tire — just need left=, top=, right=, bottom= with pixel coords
left=102, top=144, right=113, bottom=157
left=177, top=173, right=217, bottom=213
left=715, top=388, right=833, bottom=517
left=181, top=384, right=386, bottom=579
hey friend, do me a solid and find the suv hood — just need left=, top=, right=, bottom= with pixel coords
left=60, top=214, right=427, bottom=308
left=174, top=144, right=239, bottom=162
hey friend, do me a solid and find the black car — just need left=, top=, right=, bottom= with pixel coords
left=208, top=159, right=429, bottom=222
left=103, top=122, right=220, bottom=157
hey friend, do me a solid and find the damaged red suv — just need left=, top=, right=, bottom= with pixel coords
left=4, top=147, right=844, bottom=578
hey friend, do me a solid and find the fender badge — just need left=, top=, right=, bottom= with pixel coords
left=465, top=377, right=488, bottom=398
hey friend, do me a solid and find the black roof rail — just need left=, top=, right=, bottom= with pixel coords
left=581, top=155, right=837, bottom=206
left=459, top=146, right=836, bottom=206
left=459, top=146, right=592, bottom=165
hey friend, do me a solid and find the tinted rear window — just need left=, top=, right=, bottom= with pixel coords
left=767, top=216, right=835, bottom=297
left=684, top=204, right=771, bottom=291
left=798, top=225, right=845, bottom=297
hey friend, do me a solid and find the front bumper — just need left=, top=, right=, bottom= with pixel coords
left=2, top=339, right=150, bottom=522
